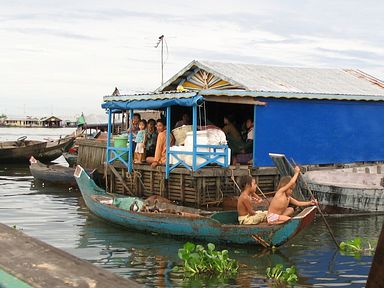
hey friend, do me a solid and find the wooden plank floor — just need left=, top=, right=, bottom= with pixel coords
left=0, top=223, right=141, bottom=288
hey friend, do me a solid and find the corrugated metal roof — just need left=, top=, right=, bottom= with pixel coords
left=199, top=89, right=384, bottom=102
left=103, top=91, right=197, bottom=102
left=157, top=60, right=384, bottom=97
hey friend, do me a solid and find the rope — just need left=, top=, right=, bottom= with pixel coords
left=230, top=169, right=241, bottom=194
left=203, top=101, right=207, bottom=129
left=248, top=168, right=270, bottom=204
left=132, top=168, right=149, bottom=195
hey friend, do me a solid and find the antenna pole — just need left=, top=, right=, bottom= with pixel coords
left=160, top=35, right=164, bottom=85
left=155, top=35, right=164, bottom=86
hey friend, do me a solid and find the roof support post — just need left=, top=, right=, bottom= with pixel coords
left=165, top=106, right=171, bottom=179
left=128, top=109, right=133, bottom=174
left=106, top=109, right=112, bottom=163
left=192, top=104, right=197, bottom=171
left=253, top=104, right=257, bottom=168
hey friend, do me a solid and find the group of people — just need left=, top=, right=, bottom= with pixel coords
left=237, top=166, right=318, bottom=225
left=127, top=113, right=316, bottom=226
left=128, top=113, right=174, bottom=168
left=222, top=116, right=254, bottom=165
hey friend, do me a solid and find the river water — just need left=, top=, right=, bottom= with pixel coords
left=0, top=127, right=382, bottom=287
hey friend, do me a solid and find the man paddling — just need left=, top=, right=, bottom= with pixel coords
left=237, top=175, right=268, bottom=225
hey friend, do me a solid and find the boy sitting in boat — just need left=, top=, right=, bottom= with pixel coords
left=237, top=175, right=268, bottom=225
left=267, top=166, right=317, bottom=224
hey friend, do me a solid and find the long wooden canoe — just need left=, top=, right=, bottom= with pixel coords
left=0, top=136, right=74, bottom=164
left=74, top=165, right=317, bottom=247
left=29, top=156, right=78, bottom=186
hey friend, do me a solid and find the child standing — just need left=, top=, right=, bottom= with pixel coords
left=134, top=119, right=147, bottom=163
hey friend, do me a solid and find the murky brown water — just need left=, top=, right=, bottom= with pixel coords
left=0, top=128, right=382, bottom=287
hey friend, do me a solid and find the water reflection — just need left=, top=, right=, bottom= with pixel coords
left=0, top=158, right=382, bottom=287
left=73, top=211, right=383, bottom=287
left=76, top=214, right=316, bottom=287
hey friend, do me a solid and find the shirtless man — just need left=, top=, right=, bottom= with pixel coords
left=267, top=166, right=317, bottom=224
left=237, top=175, right=267, bottom=225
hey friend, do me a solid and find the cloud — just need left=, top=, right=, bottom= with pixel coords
left=1, top=27, right=102, bottom=41
left=0, top=0, right=383, bottom=116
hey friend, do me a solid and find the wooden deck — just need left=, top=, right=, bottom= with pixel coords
left=77, top=139, right=279, bottom=207
left=0, top=223, right=140, bottom=287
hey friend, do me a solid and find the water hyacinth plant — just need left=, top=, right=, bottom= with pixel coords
left=266, top=264, right=298, bottom=286
left=339, top=237, right=377, bottom=257
left=174, top=242, right=238, bottom=276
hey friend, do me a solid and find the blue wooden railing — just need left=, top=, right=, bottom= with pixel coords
left=106, top=109, right=133, bottom=173
left=105, top=106, right=231, bottom=179
left=169, top=144, right=229, bottom=172
left=107, top=146, right=131, bottom=168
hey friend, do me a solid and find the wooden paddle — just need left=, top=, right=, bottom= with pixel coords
left=291, top=159, right=340, bottom=249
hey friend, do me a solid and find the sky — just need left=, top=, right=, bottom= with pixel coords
left=1, top=0, right=384, bottom=118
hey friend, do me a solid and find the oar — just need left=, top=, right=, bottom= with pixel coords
left=291, top=159, right=339, bottom=249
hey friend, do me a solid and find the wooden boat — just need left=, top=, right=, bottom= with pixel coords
left=29, top=156, right=93, bottom=186
left=0, top=135, right=75, bottom=164
left=270, top=153, right=384, bottom=214
left=74, top=165, right=317, bottom=247
left=63, top=152, right=78, bottom=167
left=303, top=166, right=384, bottom=214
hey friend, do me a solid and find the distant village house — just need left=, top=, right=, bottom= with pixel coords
left=41, top=116, right=62, bottom=128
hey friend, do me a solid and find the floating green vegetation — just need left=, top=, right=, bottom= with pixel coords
left=339, top=237, right=376, bottom=258
left=12, top=224, right=23, bottom=230
left=266, top=264, right=298, bottom=287
left=174, top=242, right=238, bottom=276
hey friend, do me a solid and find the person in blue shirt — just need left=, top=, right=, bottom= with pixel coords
left=134, top=119, right=147, bottom=163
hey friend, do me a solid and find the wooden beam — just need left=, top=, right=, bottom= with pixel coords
left=0, top=223, right=140, bottom=287
left=204, top=95, right=267, bottom=105
left=107, top=163, right=134, bottom=196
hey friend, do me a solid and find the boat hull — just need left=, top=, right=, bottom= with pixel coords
left=306, top=182, right=384, bottom=214
left=63, top=152, right=77, bottom=167
left=75, top=166, right=316, bottom=247
left=30, top=161, right=76, bottom=186
left=304, top=167, right=384, bottom=214
left=0, top=137, right=74, bottom=164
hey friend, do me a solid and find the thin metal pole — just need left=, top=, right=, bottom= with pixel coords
left=192, top=104, right=197, bottom=171
left=161, top=37, right=164, bottom=85
left=128, top=110, right=133, bottom=174
left=166, top=106, right=171, bottom=179
left=252, top=104, right=257, bottom=168
left=106, top=109, right=112, bottom=163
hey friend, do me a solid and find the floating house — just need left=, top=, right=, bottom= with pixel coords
left=41, top=116, right=62, bottom=128
left=2, top=116, right=41, bottom=127
left=79, top=60, right=384, bottom=207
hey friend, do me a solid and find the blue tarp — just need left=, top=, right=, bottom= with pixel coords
left=101, top=95, right=203, bottom=111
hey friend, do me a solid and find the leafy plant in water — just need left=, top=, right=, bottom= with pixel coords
left=339, top=237, right=377, bottom=257
left=174, top=242, right=238, bottom=276
left=266, top=264, right=298, bottom=286
left=12, top=224, right=23, bottom=230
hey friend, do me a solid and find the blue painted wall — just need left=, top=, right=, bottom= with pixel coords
left=254, top=98, right=384, bottom=166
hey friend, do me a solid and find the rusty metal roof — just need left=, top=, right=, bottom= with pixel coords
left=156, top=60, right=384, bottom=97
